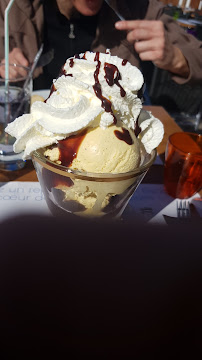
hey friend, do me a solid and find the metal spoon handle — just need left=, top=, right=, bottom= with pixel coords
left=14, top=44, right=44, bottom=119
left=23, top=43, right=44, bottom=90
left=104, top=0, right=125, bottom=21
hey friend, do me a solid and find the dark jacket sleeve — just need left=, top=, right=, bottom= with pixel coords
left=146, top=0, right=202, bottom=86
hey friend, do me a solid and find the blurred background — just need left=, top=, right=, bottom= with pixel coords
left=145, top=0, right=202, bottom=134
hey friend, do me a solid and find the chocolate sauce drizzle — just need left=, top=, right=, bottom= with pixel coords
left=104, top=62, right=126, bottom=97
left=45, top=52, right=129, bottom=128
left=122, top=59, right=128, bottom=66
left=69, top=58, right=74, bottom=68
left=93, top=52, right=117, bottom=124
left=81, top=52, right=87, bottom=59
left=42, top=168, right=73, bottom=190
left=114, top=128, right=133, bottom=145
left=45, top=84, right=56, bottom=103
left=57, top=130, right=87, bottom=167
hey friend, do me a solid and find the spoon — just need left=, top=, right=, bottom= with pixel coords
left=14, top=44, right=44, bottom=118
left=36, top=48, right=54, bottom=69
left=104, top=0, right=125, bottom=21
left=23, top=43, right=44, bottom=91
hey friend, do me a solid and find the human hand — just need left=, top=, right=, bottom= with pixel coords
left=0, top=48, right=29, bottom=78
left=115, top=20, right=189, bottom=77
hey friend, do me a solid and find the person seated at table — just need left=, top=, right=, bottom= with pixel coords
left=0, top=0, right=202, bottom=90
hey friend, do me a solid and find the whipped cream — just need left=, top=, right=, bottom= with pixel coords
left=6, top=51, right=163, bottom=159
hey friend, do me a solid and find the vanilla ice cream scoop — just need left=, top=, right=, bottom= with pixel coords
left=45, top=124, right=141, bottom=174
left=71, top=126, right=140, bottom=173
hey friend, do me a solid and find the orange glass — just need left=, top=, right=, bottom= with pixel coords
left=164, top=132, right=202, bottom=199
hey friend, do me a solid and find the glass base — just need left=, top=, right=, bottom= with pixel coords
left=0, top=159, right=26, bottom=171
left=0, top=152, right=26, bottom=171
left=172, top=112, right=202, bottom=134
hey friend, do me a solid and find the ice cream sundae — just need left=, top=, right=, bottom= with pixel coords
left=6, top=51, right=164, bottom=218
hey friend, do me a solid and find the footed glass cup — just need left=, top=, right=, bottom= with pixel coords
left=32, top=148, right=156, bottom=219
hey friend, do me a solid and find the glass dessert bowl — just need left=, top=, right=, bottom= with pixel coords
left=32, top=148, right=156, bottom=219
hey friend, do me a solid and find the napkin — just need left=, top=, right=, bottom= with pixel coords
left=0, top=182, right=201, bottom=224
left=0, top=182, right=51, bottom=222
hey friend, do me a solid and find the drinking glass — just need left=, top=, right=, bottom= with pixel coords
left=0, top=63, right=32, bottom=171
left=164, top=132, right=202, bottom=199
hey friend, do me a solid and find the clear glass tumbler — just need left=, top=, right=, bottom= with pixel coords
left=0, top=63, right=32, bottom=171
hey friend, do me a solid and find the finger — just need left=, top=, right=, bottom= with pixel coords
left=14, top=50, right=29, bottom=68
left=138, top=50, right=164, bottom=62
left=0, top=63, right=16, bottom=79
left=9, top=49, right=29, bottom=78
left=134, top=39, right=164, bottom=54
left=127, top=28, right=154, bottom=43
left=13, top=64, right=28, bottom=78
left=0, top=62, right=26, bottom=79
left=115, top=20, right=161, bottom=31
left=8, top=66, right=19, bottom=79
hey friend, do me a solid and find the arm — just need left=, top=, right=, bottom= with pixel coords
left=114, top=0, right=202, bottom=86
left=115, top=20, right=190, bottom=79
left=0, top=1, right=29, bottom=78
left=0, top=0, right=43, bottom=79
